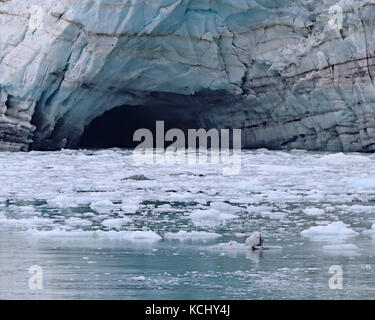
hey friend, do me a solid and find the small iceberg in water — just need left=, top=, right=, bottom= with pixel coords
left=301, top=221, right=358, bottom=239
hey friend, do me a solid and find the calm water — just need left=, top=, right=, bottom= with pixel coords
left=0, top=149, right=375, bottom=299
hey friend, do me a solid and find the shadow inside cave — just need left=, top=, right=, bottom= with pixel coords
left=78, top=105, right=203, bottom=149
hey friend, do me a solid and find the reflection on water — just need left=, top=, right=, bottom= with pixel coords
left=1, top=233, right=375, bottom=299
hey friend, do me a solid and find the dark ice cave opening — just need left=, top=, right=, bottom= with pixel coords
left=78, top=104, right=202, bottom=149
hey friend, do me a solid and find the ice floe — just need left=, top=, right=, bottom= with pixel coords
left=301, top=221, right=358, bottom=238
left=90, top=200, right=117, bottom=213
left=101, top=218, right=132, bottom=229
left=121, top=203, right=139, bottom=214
left=66, top=217, right=93, bottom=227
left=304, top=208, right=325, bottom=216
left=0, top=149, right=374, bottom=255
left=188, top=209, right=238, bottom=227
left=25, top=229, right=161, bottom=242
left=164, top=231, right=222, bottom=240
left=209, top=202, right=241, bottom=213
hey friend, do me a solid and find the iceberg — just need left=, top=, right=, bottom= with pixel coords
left=25, top=228, right=162, bottom=242
left=301, top=221, right=359, bottom=238
left=188, top=208, right=238, bottom=226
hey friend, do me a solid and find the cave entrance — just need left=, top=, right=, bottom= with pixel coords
left=78, top=104, right=201, bottom=149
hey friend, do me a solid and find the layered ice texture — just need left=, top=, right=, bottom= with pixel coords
left=1, top=0, right=375, bottom=151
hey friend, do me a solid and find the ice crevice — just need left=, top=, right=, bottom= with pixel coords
left=2, top=0, right=375, bottom=151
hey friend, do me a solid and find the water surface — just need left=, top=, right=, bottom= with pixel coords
left=0, top=149, right=375, bottom=299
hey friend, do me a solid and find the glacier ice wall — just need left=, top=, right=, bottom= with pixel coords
left=1, top=0, right=375, bottom=151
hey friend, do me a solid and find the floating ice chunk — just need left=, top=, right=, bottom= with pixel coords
left=349, top=205, right=373, bottom=213
left=25, top=229, right=161, bottom=242
left=102, top=218, right=131, bottom=229
left=66, top=217, right=93, bottom=227
left=48, top=195, right=78, bottom=207
left=304, top=208, right=325, bottom=216
left=209, top=202, right=240, bottom=213
left=260, top=211, right=287, bottom=219
left=301, top=221, right=358, bottom=238
left=323, top=244, right=359, bottom=251
left=234, top=233, right=246, bottom=237
left=164, top=230, right=222, bottom=240
left=157, top=204, right=172, bottom=210
left=72, top=196, right=100, bottom=206
left=9, top=206, right=42, bottom=216
left=18, top=206, right=36, bottom=214
left=0, top=216, right=52, bottom=228
left=132, top=276, right=146, bottom=281
left=90, top=200, right=117, bottom=213
left=25, top=228, right=116, bottom=239
left=122, top=231, right=161, bottom=242
left=246, top=206, right=274, bottom=214
left=121, top=204, right=139, bottom=214
left=347, top=178, right=375, bottom=188
left=188, top=209, right=238, bottom=227
left=335, top=205, right=374, bottom=213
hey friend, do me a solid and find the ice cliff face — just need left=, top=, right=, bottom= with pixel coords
left=1, top=0, right=375, bottom=151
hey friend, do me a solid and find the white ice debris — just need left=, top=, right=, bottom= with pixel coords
left=25, top=229, right=161, bottom=242
left=121, top=231, right=161, bottom=242
left=90, top=200, right=117, bottom=213
left=304, top=208, right=325, bottom=216
left=188, top=209, right=238, bottom=227
left=347, top=178, right=375, bottom=189
left=66, top=217, right=93, bottom=227
left=121, top=204, right=139, bottom=214
left=301, top=221, right=358, bottom=238
left=48, top=195, right=79, bottom=208
left=0, top=149, right=374, bottom=259
left=164, top=231, right=222, bottom=240
left=209, top=202, right=240, bottom=213
left=260, top=211, right=288, bottom=220
left=101, top=218, right=131, bottom=229
left=0, top=216, right=51, bottom=228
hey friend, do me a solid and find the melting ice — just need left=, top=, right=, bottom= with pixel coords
left=1, top=149, right=375, bottom=299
